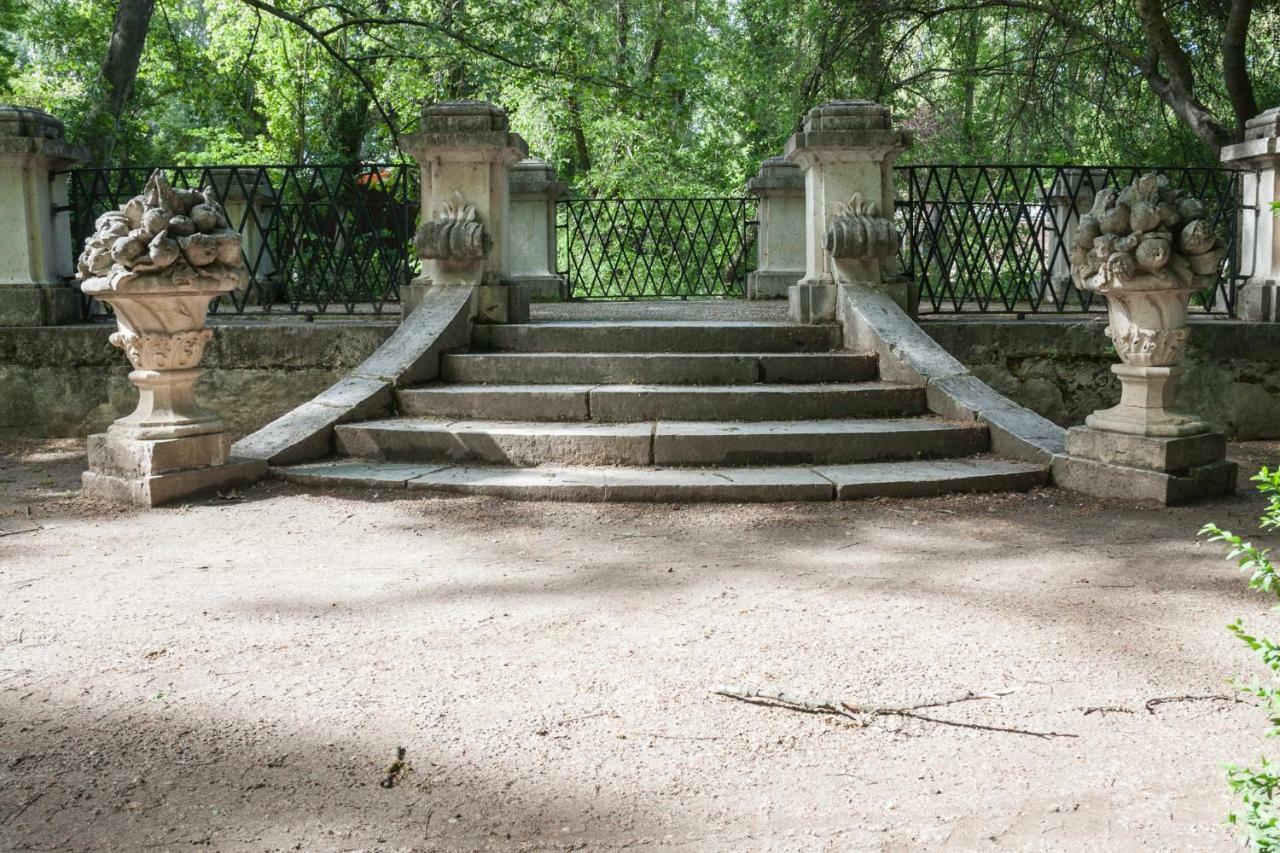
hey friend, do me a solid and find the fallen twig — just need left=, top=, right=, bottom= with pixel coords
left=1082, top=706, right=1135, bottom=716
left=712, top=685, right=1076, bottom=739
left=1145, top=694, right=1241, bottom=714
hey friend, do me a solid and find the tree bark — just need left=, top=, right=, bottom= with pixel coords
left=92, top=0, right=156, bottom=163
left=1132, top=0, right=1235, bottom=150
left=1222, top=0, right=1258, bottom=132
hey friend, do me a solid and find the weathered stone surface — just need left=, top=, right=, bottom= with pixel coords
left=397, top=384, right=591, bottom=421
left=818, top=458, right=1047, bottom=499
left=588, top=382, right=924, bottom=422
left=840, top=282, right=969, bottom=384
left=789, top=283, right=839, bottom=324
left=922, top=318, right=1280, bottom=439
left=1051, top=455, right=1237, bottom=505
left=443, top=352, right=756, bottom=386
left=81, top=457, right=265, bottom=507
left=87, top=431, right=230, bottom=477
left=473, top=284, right=530, bottom=325
left=652, top=418, right=986, bottom=466
left=1065, top=426, right=1226, bottom=472
left=352, top=285, right=474, bottom=386
left=281, top=460, right=445, bottom=488
left=336, top=418, right=653, bottom=466
left=0, top=285, right=79, bottom=326
left=473, top=321, right=841, bottom=353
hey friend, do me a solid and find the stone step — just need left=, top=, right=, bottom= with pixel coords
left=279, top=457, right=1046, bottom=502
left=472, top=321, right=843, bottom=353
left=398, top=382, right=925, bottom=422
left=440, top=352, right=875, bottom=385
left=334, top=417, right=988, bottom=467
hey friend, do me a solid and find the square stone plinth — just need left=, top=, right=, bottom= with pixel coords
left=1052, top=455, right=1236, bottom=505
left=1065, top=427, right=1227, bottom=473
left=509, top=275, right=567, bottom=302
left=88, top=432, right=231, bottom=477
left=83, top=431, right=266, bottom=507
left=82, top=459, right=267, bottom=507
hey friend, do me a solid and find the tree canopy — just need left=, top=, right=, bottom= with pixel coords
left=3, top=0, right=1276, bottom=194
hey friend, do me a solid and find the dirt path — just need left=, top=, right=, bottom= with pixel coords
left=1, top=438, right=1277, bottom=851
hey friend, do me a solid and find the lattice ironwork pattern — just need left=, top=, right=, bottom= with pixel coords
left=895, top=165, right=1247, bottom=316
left=558, top=197, right=758, bottom=299
left=66, top=164, right=420, bottom=316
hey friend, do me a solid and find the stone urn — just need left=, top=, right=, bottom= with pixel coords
left=79, top=170, right=247, bottom=439
left=1069, top=174, right=1225, bottom=437
left=77, top=170, right=263, bottom=506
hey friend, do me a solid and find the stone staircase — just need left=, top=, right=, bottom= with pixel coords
left=280, top=312, right=1048, bottom=501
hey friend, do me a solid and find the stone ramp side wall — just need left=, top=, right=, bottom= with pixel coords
left=232, top=285, right=476, bottom=465
left=838, top=281, right=1067, bottom=464
left=0, top=322, right=394, bottom=439
left=923, top=319, right=1280, bottom=440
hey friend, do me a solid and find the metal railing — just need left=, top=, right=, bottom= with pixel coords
left=557, top=196, right=758, bottom=299
left=66, top=164, right=420, bottom=316
left=895, top=164, right=1248, bottom=316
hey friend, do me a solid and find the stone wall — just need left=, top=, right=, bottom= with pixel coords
left=923, top=318, right=1280, bottom=439
left=0, top=320, right=394, bottom=439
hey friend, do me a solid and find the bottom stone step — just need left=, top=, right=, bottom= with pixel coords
left=279, top=458, right=1047, bottom=502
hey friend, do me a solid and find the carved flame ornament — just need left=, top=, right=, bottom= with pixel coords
left=824, top=193, right=898, bottom=261
left=415, top=191, right=492, bottom=261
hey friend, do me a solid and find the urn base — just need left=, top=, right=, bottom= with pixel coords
left=83, top=431, right=265, bottom=507
left=1052, top=426, right=1236, bottom=505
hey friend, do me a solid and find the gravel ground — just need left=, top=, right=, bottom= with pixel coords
left=1, top=437, right=1278, bottom=852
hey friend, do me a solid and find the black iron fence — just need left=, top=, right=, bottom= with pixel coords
left=66, top=163, right=419, bottom=316
left=895, top=164, right=1248, bottom=316
left=64, top=162, right=1250, bottom=316
left=557, top=196, right=758, bottom=299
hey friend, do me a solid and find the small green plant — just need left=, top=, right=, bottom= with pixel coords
left=1203, top=467, right=1280, bottom=849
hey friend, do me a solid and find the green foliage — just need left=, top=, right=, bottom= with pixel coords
left=1203, top=468, right=1280, bottom=849
left=2, top=0, right=1277, bottom=190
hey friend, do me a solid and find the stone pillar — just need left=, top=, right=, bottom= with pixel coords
left=0, top=106, right=86, bottom=326
left=398, top=100, right=530, bottom=323
left=745, top=156, right=805, bottom=300
left=207, top=168, right=277, bottom=304
left=784, top=100, right=912, bottom=322
left=508, top=158, right=567, bottom=302
left=1042, top=168, right=1108, bottom=308
left=1222, top=107, right=1280, bottom=321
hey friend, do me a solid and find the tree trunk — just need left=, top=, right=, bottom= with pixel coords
left=91, top=0, right=156, bottom=163
left=1222, top=0, right=1258, bottom=132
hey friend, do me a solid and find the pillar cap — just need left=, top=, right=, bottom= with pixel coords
left=785, top=99, right=911, bottom=162
left=398, top=100, right=527, bottom=162
left=802, top=100, right=892, bottom=132
left=1246, top=107, right=1280, bottom=141
left=421, top=100, right=510, bottom=132
left=510, top=158, right=565, bottom=197
left=746, top=156, right=803, bottom=195
left=0, top=104, right=87, bottom=163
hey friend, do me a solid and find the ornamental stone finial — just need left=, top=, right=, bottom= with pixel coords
left=78, top=171, right=263, bottom=506
left=1052, top=173, right=1236, bottom=504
